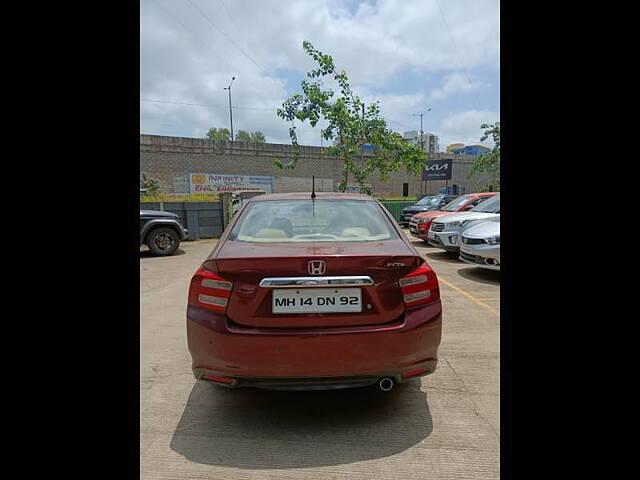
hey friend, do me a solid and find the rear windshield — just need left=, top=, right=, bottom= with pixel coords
left=229, top=199, right=399, bottom=242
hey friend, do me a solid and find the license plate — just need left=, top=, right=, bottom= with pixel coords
left=272, top=288, right=361, bottom=314
left=410, top=227, right=418, bottom=233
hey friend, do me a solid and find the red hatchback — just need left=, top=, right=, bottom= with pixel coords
left=186, top=192, right=442, bottom=391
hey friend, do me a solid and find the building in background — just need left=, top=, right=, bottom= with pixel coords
left=446, top=143, right=464, bottom=153
left=451, top=144, right=491, bottom=156
left=402, top=130, right=440, bottom=154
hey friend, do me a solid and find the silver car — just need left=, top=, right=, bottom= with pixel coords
left=427, top=193, right=500, bottom=251
left=459, top=220, right=500, bottom=270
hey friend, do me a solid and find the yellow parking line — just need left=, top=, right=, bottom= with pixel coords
left=438, top=277, right=500, bottom=316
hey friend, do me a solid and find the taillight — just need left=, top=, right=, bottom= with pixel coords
left=188, top=265, right=233, bottom=313
left=398, top=263, right=440, bottom=308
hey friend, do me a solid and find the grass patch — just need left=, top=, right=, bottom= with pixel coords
left=379, top=197, right=418, bottom=201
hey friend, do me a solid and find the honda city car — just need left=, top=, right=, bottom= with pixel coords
left=408, top=192, right=497, bottom=240
left=186, top=192, right=443, bottom=392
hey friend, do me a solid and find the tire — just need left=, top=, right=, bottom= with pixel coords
left=146, top=227, right=180, bottom=256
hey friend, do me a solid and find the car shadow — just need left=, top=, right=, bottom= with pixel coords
left=424, top=250, right=460, bottom=263
left=139, top=248, right=186, bottom=258
left=169, top=380, right=433, bottom=469
left=457, top=267, right=500, bottom=285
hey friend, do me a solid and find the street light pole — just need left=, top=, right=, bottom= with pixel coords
left=223, top=76, right=235, bottom=141
left=412, top=108, right=432, bottom=194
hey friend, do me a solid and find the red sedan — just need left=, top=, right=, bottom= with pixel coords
left=187, top=192, right=442, bottom=391
left=408, top=192, right=498, bottom=240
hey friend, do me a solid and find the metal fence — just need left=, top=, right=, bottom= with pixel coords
left=379, top=200, right=416, bottom=222
left=141, top=201, right=223, bottom=239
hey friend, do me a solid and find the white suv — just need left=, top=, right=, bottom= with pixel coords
left=427, top=194, right=500, bottom=252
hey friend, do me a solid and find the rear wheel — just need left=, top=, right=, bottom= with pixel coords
left=146, top=227, right=180, bottom=256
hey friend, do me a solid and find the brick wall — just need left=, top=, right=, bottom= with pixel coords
left=140, top=134, right=497, bottom=197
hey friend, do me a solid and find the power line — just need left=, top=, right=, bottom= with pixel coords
left=150, top=0, right=240, bottom=74
left=141, top=98, right=278, bottom=111
left=185, top=0, right=279, bottom=87
left=141, top=98, right=436, bottom=136
left=434, top=0, right=474, bottom=89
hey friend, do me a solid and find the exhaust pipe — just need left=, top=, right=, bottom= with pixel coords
left=378, top=377, right=395, bottom=392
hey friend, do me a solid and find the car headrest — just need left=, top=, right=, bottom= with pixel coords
left=342, top=227, right=371, bottom=237
left=254, top=228, right=288, bottom=239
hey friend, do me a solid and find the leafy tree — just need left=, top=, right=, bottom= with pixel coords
left=206, top=127, right=231, bottom=141
left=227, top=130, right=266, bottom=143
left=235, top=130, right=252, bottom=142
left=468, top=122, right=500, bottom=189
left=251, top=131, right=265, bottom=143
left=140, top=173, right=160, bottom=195
left=275, top=41, right=427, bottom=194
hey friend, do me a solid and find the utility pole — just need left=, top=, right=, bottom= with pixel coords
left=413, top=108, right=432, bottom=195
left=223, top=76, right=235, bottom=141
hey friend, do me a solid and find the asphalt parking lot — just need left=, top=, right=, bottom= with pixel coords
left=140, top=228, right=500, bottom=479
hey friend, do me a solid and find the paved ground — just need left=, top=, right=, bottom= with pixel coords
left=140, top=229, right=499, bottom=479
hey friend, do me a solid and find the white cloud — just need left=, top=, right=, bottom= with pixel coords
left=140, top=0, right=499, bottom=144
left=437, top=110, right=500, bottom=148
left=429, top=73, right=488, bottom=101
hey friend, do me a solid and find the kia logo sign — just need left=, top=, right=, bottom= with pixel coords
left=422, top=159, right=453, bottom=180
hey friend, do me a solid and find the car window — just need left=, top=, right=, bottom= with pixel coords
left=417, top=196, right=440, bottom=206
left=442, top=195, right=473, bottom=211
left=229, top=200, right=399, bottom=242
left=470, top=194, right=500, bottom=213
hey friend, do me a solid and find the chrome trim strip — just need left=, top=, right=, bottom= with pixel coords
left=259, top=276, right=374, bottom=288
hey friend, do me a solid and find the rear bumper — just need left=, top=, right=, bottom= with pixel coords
left=187, top=301, right=442, bottom=384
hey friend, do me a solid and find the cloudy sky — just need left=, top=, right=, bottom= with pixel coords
left=140, top=0, right=499, bottom=150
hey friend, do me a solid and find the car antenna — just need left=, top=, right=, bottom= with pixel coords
left=311, top=175, right=316, bottom=200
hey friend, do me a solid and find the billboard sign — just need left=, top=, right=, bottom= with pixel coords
left=422, top=159, right=452, bottom=180
left=189, top=173, right=273, bottom=194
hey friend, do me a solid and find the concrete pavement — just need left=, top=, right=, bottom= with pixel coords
left=140, top=230, right=499, bottom=479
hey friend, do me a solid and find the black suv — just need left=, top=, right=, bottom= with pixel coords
left=140, top=210, right=188, bottom=256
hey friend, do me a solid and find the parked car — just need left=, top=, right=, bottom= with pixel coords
left=140, top=210, right=188, bottom=256
left=409, top=192, right=498, bottom=240
left=427, top=193, right=500, bottom=252
left=186, top=192, right=442, bottom=392
left=399, top=194, right=457, bottom=225
left=459, top=220, right=500, bottom=270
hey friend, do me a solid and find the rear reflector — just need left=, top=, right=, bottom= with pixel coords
left=402, top=367, right=429, bottom=379
left=202, top=375, right=233, bottom=384
left=399, top=263, right=440, bottom=308
left=188, top=267, right=233, bottom=313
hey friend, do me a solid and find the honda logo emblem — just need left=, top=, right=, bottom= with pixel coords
left=308, top=260, right=326, bottom=275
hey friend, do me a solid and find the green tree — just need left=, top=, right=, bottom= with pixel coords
left=468, top=122, right=500, bottom=189
left=275, top=41, right=427, bottom=194
left=251, top=131, right=265, bottom=143
left=140, top=173, right=160, bottom=195
left=206, top=127, right=231, bottom=141
left=235, top=130, right=252, bottom=142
